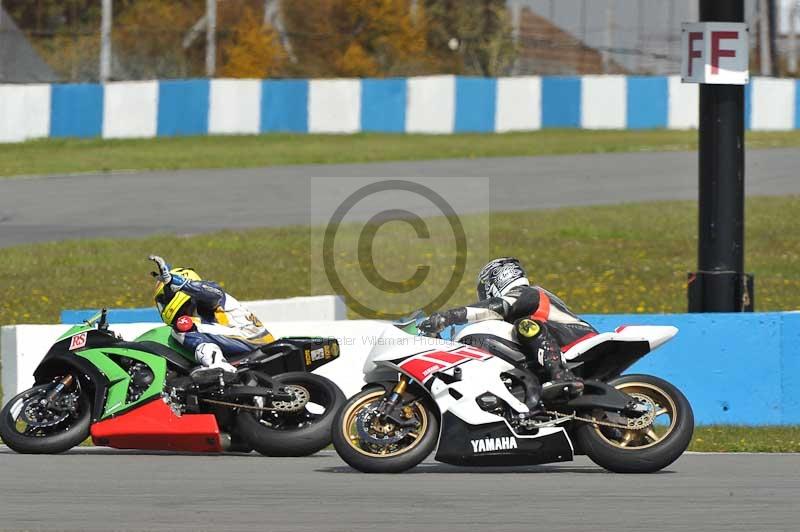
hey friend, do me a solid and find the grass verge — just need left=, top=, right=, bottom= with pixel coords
left=689, top=426, right=800, bottom=452
left=1, top=196, right=798, bottom=326
left=3, top=130, right=800, bottom=177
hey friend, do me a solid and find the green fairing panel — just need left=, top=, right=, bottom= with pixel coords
left=77, top=348, right=168, bottom=419
left=57, top=324, right=93, bottom=342
left=134, top=325, right=195, bottom=361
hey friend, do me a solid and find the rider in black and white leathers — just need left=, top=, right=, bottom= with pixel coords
left=420, top=258, right=591, bottom=413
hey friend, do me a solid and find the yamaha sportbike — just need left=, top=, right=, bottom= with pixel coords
left=1, top=309, right=345, bottom=455
left=332, top=312, right=694, bottom=473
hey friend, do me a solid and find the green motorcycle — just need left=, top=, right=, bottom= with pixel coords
left=0, top=309, right=345, bottom=455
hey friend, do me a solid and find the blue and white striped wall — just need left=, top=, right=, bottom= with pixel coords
left=1, top=75, right=799, bottom=143
left=50, top=308, right=800, bottom=424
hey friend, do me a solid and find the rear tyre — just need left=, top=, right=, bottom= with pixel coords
left=236, top=372, right=345, bottom=457
left=332, top=387, right=439, bottom=473
left=573, top=374, right=694, bottom=473
left=0, top=383, right=91, bottom=454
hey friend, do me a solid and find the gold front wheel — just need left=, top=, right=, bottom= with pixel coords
left=332, top=387, right=439, bottom=473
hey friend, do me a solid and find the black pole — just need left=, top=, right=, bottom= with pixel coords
left=688, top=0, right=753, bottom=312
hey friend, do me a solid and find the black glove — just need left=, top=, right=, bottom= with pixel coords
left=419, top=313, right=448, bottom=335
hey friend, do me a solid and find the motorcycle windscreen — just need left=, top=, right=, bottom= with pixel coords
left=435, top=412, right=573, bottom=467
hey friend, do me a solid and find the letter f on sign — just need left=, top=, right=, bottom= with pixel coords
left=711, top=31, right=738, bottom=74
left=688, top=32, right=703, bottom=76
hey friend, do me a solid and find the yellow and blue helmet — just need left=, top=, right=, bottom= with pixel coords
left=153, top=267, right=201, bottom=325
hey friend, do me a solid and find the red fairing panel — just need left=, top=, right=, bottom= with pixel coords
left=398, top=346, right=494, bottom=383
left=91, top=399, right=223, bottom=452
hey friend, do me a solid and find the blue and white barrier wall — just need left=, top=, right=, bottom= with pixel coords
left=60, top=295, right=347, bottom=325
left=2, top=310, right=799, bottom=425
left=2, top=75, right=799, bottom=143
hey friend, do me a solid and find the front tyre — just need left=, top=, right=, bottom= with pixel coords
left=0, top=383, right=91, bottom=454
left=236, top=372, right=345, bottom=457
left=332, top=387, right=439, bottom=473
left=573, top=374, right=694, bottom=473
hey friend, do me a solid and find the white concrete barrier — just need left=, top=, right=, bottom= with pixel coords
left=405, top=75, right=455, bottom=133
left=308, top=79, right=361, bottom=133
left=751, top=78, right=796, bottom=131
left=102, top=81, right=159, bottom=139
left=0, top=84, right=50, bottom=143
left=245, top=295, right=348, bottom=323
left=495, top=76, right=541, bottom=132
left=209, top=79, right=262, bottom=135
left=581, top=75, right=627, bottom=129
left=667, top=75, right=699, bottom=129
left=1, top=319, right=389, bottom=406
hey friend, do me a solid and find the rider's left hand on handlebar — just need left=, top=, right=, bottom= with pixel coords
left=419, top=313, right=448, bottom=335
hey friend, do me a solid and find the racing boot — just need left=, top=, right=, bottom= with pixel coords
left=539, top=335, right=583, bottom=402
left=503, top=368, right=548, bottom=422
left=190, top=343, right=238, bottom=382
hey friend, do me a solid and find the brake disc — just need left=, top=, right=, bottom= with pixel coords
left=19, top=397, right=71, bottom=428
left=355, top=407, right=410, bottom=446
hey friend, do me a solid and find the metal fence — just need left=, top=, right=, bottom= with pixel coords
left=0, top=0, right=795, bottom=83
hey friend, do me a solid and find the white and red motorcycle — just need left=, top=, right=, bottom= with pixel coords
left=332, top=312, right=694, bottom=473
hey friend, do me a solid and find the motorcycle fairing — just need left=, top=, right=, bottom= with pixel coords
left=455, top=320, right=678, bottom=380
left=90, top=398, right=222, bottom=452
left=426, top=355, right=573, bottom=466
left=76, top=348, right=167, bottom=418
left=435, top=412, right=573, bottom=467
left=33, top=351, right=111, bottom=423
left=370, top=328, right=574, bottom=465
left=563, top=326, right=678, bottom=361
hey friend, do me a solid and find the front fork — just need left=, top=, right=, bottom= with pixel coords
left=44, top=374, right=75, bottom=406
left=376, top=377, right=419, bottom=428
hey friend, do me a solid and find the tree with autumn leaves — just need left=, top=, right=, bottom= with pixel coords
left=280, top=0, right=516, bottom=77
left=280, top=0, right=431, bottom=78
left=5, top=0, right=516, bottom=80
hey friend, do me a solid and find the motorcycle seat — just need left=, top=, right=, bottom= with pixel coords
left=459, top=334, right=528, bottom=366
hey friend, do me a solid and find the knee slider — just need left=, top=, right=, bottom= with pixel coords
left=515, top=318, right=542, bottom=339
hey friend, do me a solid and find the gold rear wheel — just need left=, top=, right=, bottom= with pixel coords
left=592, top=381, right=678, bottom=450
left=574, top=374, right=694, bottom=473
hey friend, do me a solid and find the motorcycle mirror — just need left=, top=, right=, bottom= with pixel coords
left=98, top=308, right=109, bottom=331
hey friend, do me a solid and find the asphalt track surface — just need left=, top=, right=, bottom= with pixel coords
left=0, top=447, right=797, bottom=532
left=2, top=148, right=800, bottom=247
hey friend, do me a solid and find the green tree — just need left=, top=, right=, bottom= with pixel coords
left=424, top=0, right=516, bottom=76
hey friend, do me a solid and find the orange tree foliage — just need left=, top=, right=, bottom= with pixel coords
left=113, top=0, right=204, bottom=79
left=280, top=0, right=432, bottom=78
left=219, top=7, right=286, bottom=78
